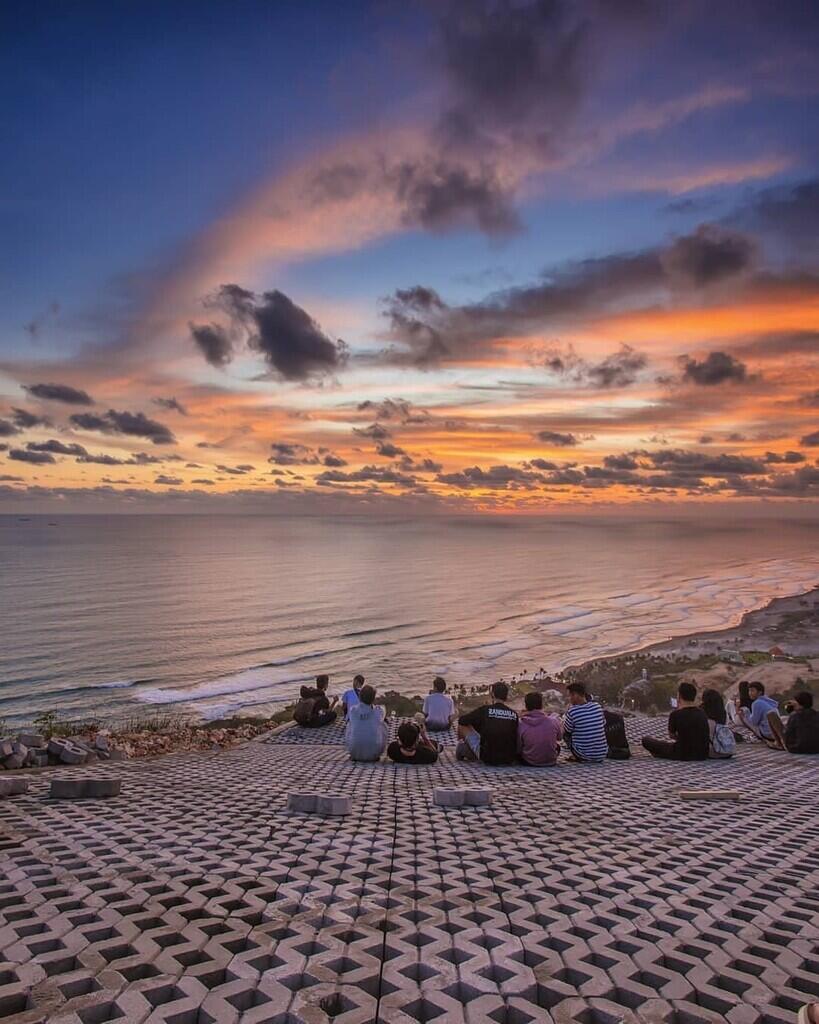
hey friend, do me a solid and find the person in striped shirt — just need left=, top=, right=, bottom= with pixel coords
left=562, top=683, right=608, bottom=763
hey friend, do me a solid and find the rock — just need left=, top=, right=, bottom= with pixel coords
left=11, top=742, right=28, bottom=759
left=463, top=788, right=493, bottom=807
left=0, top=740, right=13, bottom=759
left=17, top=732, right=46, bottom=749
left=433, top=787, right=466, bottom=808
left=50, top=778, right=121, bottom=800
left=287, top=792, right=318, bottom=813
left=94, top=735, right=110, bottom=751
left=317, top=795, right=351, bottom=816
left=3, top=755, right=25, bottom=770
left=0, top=777, right=29, bottom=796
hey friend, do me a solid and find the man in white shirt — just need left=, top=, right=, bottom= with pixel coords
left=423, top=676, right=456, bottom=731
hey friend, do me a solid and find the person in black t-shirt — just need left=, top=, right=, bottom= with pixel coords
left=305, top=675, right=338, bottom=728
left=387, top=721, right=439, bottom=765
left=642, top=681, right=709, bottom=761
left=769, top=691, right=819, bottom=754
left=456, top=681, right=519, bottom=766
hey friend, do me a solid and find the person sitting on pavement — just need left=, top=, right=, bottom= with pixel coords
left=738, top=682, right=780, bottom=744
left=517, top=690, right=562, bottom=766
left=423, top=676, right=457, bottom=732
left=341, top=674, right=365, bottom=719
left=387, top=720, right=439, bottom=765
left=456, top=681, right=519, bottom=766
left=345, top=684, right=388, bottom=762
left=305, top=674, right=338, bottom=728
left=562, top=683, right=608, bottom=763
left=701, top=686, right=736, bottom=758
left=768, top=691, right=819, bottom=754
left=642, top=681, right=710, bottom=761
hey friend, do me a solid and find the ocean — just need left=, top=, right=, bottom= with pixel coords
left=1, top=513, right=817, bottom=726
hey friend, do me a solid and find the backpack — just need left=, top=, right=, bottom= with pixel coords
left=710, top=721, right=735, bottom=758
left=603, top=710, right=631, bottom=760
left=293, top=696, right=316, bottom=726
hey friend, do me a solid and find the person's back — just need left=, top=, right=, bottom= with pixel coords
left=457, top=681, right=519, bottom=765
left=563, top=685, right=608, bottom=763
left=345, top=685, right=387, bottom=762
left=518, top=692, right=561, bottom=766
left=388, top=721, right=438, bottom=765
left=669, top=705, right=710, bottom=760
left=785, top=693, right=819, bottom=754
left=423, top=676, right=456, bottom=731
left=342, top=674, right=365, bottom=718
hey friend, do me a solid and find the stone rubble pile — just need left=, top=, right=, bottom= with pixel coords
left=0, top=731, right=126, bottom=771
left=112, top=721, right=270, bottom=758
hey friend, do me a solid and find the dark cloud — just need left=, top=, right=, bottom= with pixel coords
left=536, top=430, right=581, bottom=447
left=269, top=442, right=320, bottom=466
left=0, top=474, right=22, bottom=481
left=69, top=409, right=176, bottom=445
left=11, top=408, right=51, bottom=429
left=437, top=464, right=547, bottom=490
left=27, top=440, right=87, bottom=456
left=315, top=465, right=418, bottom=487
left=645, top=449, right=767, bottom=476
left=763, top=451, right=805, bottom=464
left=190, top=323, right=233, bottom=367
left=353, top=423, right=392, bottom=440
left=734, top=177, right=819, bottom=253
left=375, top=440, right=407, bottom=459
left=195, top=285, right=348, bottom=381
left=384, top=226, right=755, bottom=364
left=191, top=478, right=215, bottom=485
left=23, top=382, right=94, bottom=405
left=797, top=390, right=819, bottom=408
left=678, top=351, right=750, bottom=386
left=391, top=160, right=519, bottom=235
left=8, top=448, right=56, bottom=464
left=733, top=330, right=819, bottom=359
left=800, top=430, right=819, bottom=446
left=0, top=419, right=22, bottom=437
left=153, top=397, right=188, bottom=415
left=155, top=475, right=183, bottom=485
left=529, top=342, right=647, bottom=388
left=322, top=453, right=347, bottom=468
left=603, top=453, right=639, bottom=470
left=527, top=458, right=559, bottom=471
left=216, top=464, right=254, bottom=475
left=356, top=396, right=431, bottom=423
left=77, top=453, right=126, bottom=465
left=0, top=444, right=7, bottom=452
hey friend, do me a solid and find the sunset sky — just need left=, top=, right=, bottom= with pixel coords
left=1, top=0, right=818, bottom=513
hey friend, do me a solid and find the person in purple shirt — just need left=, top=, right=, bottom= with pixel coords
left=517, top=691, right=562, bottom=766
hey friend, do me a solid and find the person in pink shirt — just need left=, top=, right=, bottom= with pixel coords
left=517, top=691, right=562, bottom=766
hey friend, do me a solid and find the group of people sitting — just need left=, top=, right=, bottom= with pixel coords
left=292, top=672, right=819, bottom=766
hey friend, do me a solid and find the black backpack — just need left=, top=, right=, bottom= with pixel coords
left=603, top=710, right=631, bottom=760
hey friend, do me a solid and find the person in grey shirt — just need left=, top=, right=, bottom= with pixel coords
left=345, top=684, right=388, bottom=762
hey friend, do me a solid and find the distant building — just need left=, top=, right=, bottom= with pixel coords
left=768, top=645, right=786, bottom=659
left=718, top=649, right=744, bottom=664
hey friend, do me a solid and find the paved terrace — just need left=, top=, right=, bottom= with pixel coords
left=1, top=717, right=817, bottom=1024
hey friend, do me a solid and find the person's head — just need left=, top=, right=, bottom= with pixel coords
left=524, top=691, right=543, bottom=712
left=491, top=681, right=509, bottom=703
left=795, top=691, right=814, bottom=710
left=748, top=682, right=764, bottom=699
left=359, top=684, right=375, bottom=705
left=353, top=674, right=365, bottom=691
left=566, top=682, right=588, bottom=706
left=433, top=676, right=446, bottom=693
left=397, top=722, right=419, bottom=749
left=299, top=684, right=313, bottom=699
left=701, top=688, right=723, bottom=720
left=677, top=681, right=697, bottom=705
left=315, top=674, right=329, bottom=692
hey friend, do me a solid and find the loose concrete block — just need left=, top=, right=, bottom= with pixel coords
left=317, top=794, right=351, bottom=816
left=17, top=732, right=46, bottom=748
left=463, top=787, right=493, bottom=806
left=0, top=777, right=29, bottom=796
left=94, top=734, right=110, bottom=751
left=287, top=791, right=318, bottom=813
left=108, top=749, right=127, bottom=761
left=50, top=777, right=122, bottom=799
left=11, top=742, right=28, bottom=758
left=0, top=740, right=13, bottom=758
left=59, top=744, right=86, bottom=765
left=433, top=787, right=465, bottom=807
left=3, top=755, right=24, bottom=770
left=679, top=789, right=741, bottom=801
left=48, top=737, right=68, bottom=755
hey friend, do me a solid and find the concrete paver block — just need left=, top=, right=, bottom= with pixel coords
left=49, top=778, right=122, bottom=800
left=287, top=793, right=318, bottom=813
left=462, top=787, right=493, bottom=806
left=433, top=787, right=465, bottom=807
left=317, top=795, right=351, bottom=816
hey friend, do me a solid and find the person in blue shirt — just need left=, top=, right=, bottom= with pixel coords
left=739, top=682, right=781, bottom=742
